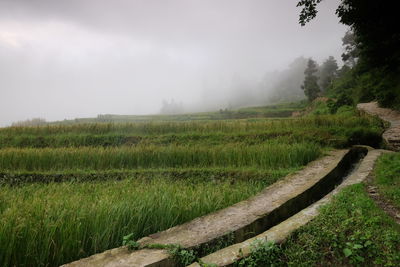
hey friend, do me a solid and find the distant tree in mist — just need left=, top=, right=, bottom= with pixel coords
left=318, top=56, right=338, bottom=92
left=341, top=30, right=359, bottom=67
left=160, top=99, right=184, bottom=114
left=12, top=118, right=47, bottom=127
left=262, top=56, right=308, bottom=103
left=301, top=58, right=320, bottom=101
left=227, top=74, right=258, bottom=108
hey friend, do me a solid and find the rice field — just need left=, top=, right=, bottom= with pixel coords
left=0, top=178, right=279, bottom=267
left=0, top=108, right=384, bottom=266
left=0, top=142, right=320, bottom=172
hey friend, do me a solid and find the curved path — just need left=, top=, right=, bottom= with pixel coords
left=357, top=102, right=400, bottom=151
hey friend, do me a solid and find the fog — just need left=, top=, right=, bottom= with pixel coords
left=0, top=0, right=347, bottom=126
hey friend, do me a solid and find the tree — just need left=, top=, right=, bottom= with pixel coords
left=297, top=0, right=322, bottom=26
left=319, top=56, right=338, bottom=92
left=297, top=0, right=400, bottom=70
left=297, top=0, right=400, bottom=108
left=261, top=57, right=308, bottom=103
left=160, top=99, right=184, bottom=114
left=301, top=59, right=320, bottom=101
left=11, top=118, right=47, bottom=127
left=341, top=30, right=358, bottom=67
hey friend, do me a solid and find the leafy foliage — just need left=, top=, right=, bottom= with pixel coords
left=282, top=184, right=400, bottom=266
left=297, top=0, right=400, bottom=109
left=296, top=0, right=322, bottom=26
left=326, top=94, right=353, bottom=114
left=235, top=240, right=282, bottom=266
left=319, top=56, right=338, bottom=92
left=122, top=233, right=140, bottom=250
left=301, top=59, right=320, bottom=101
left=341, top=30, right=359, bottom=67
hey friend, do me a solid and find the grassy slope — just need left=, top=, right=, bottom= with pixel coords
left=237, top=184, right=400, bottom=266
left=374, top=153, right=400, bottom=208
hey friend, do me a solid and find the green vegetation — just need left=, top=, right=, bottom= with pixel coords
left=122, top=231, right=234, bottom=266
left=0, top=115, right=382, bottom=149
left=374, top=153, right=400, bottom=208
left=0, top=168, right=292, bottom=186
left=0, top=104, right=386, bottom=266
left=236, top=184, right=400, bottom=266
left=121, top=237, right=200, bottom=267
left=0, top=143, right=320, bottom=172
left=0, top=178, right=269, bottom=267
left=1, top=1, right=398, bottom=266
left=298, top=0, right=400, bottom=109
left=235, top=240, right=282, bottom=267
left=43, top=102, right=306, bottom=125
left=301, top=59, right=320, bottom=101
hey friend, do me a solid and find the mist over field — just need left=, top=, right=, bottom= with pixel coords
left=0, top=0, right=346, bottom=126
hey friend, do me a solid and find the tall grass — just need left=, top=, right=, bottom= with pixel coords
left=0, top=115, right=381, bottom=136
left=0, top=114, right=382, bottom=149
left=0, top=167, right=295, bottom=185
left=0, top=142, right=321, bottom=172
left=0, top=126, right=382, bottom=149
left=0, top=177, right=280, bottom=267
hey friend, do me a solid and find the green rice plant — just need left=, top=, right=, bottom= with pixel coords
left=0, top=167, right=295, bottom=185
left=0, top=177, right=279, bottom=267
left=0, top=112, right=383, bottom=150
left=0, top=109, right=385, bottom=267
left=0, top=142, right=321, bottom=172
left=0, top=114, right=381, bottom=137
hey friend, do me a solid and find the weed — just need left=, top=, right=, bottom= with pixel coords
left=278, top=184, right=399, bottom=266
left=374, top=153, right=400, bottom=208
left=235, top=239, right=282, bottom=267
left=121, top=236, right=198, bottom=267
left=235, top=184, right=400, bottom=266
left=122, top=233, right=140, bottom=250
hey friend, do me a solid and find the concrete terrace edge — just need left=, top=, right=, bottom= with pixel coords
left=189, top=149, right=389, bottom=267
left=63, top=149, right=358, bottom=267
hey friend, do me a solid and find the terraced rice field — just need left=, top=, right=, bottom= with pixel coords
left=0, top=109, right=383, bottom=266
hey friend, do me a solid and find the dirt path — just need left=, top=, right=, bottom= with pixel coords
left=357, top=102, right=400, bottom=151
left=366, top=183, right=400, bottom=224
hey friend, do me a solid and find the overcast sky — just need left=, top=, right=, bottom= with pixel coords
left=0, top=0, right=347, bottom=126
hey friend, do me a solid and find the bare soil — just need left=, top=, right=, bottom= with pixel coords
left=366, top=182, right=400, bottom=224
